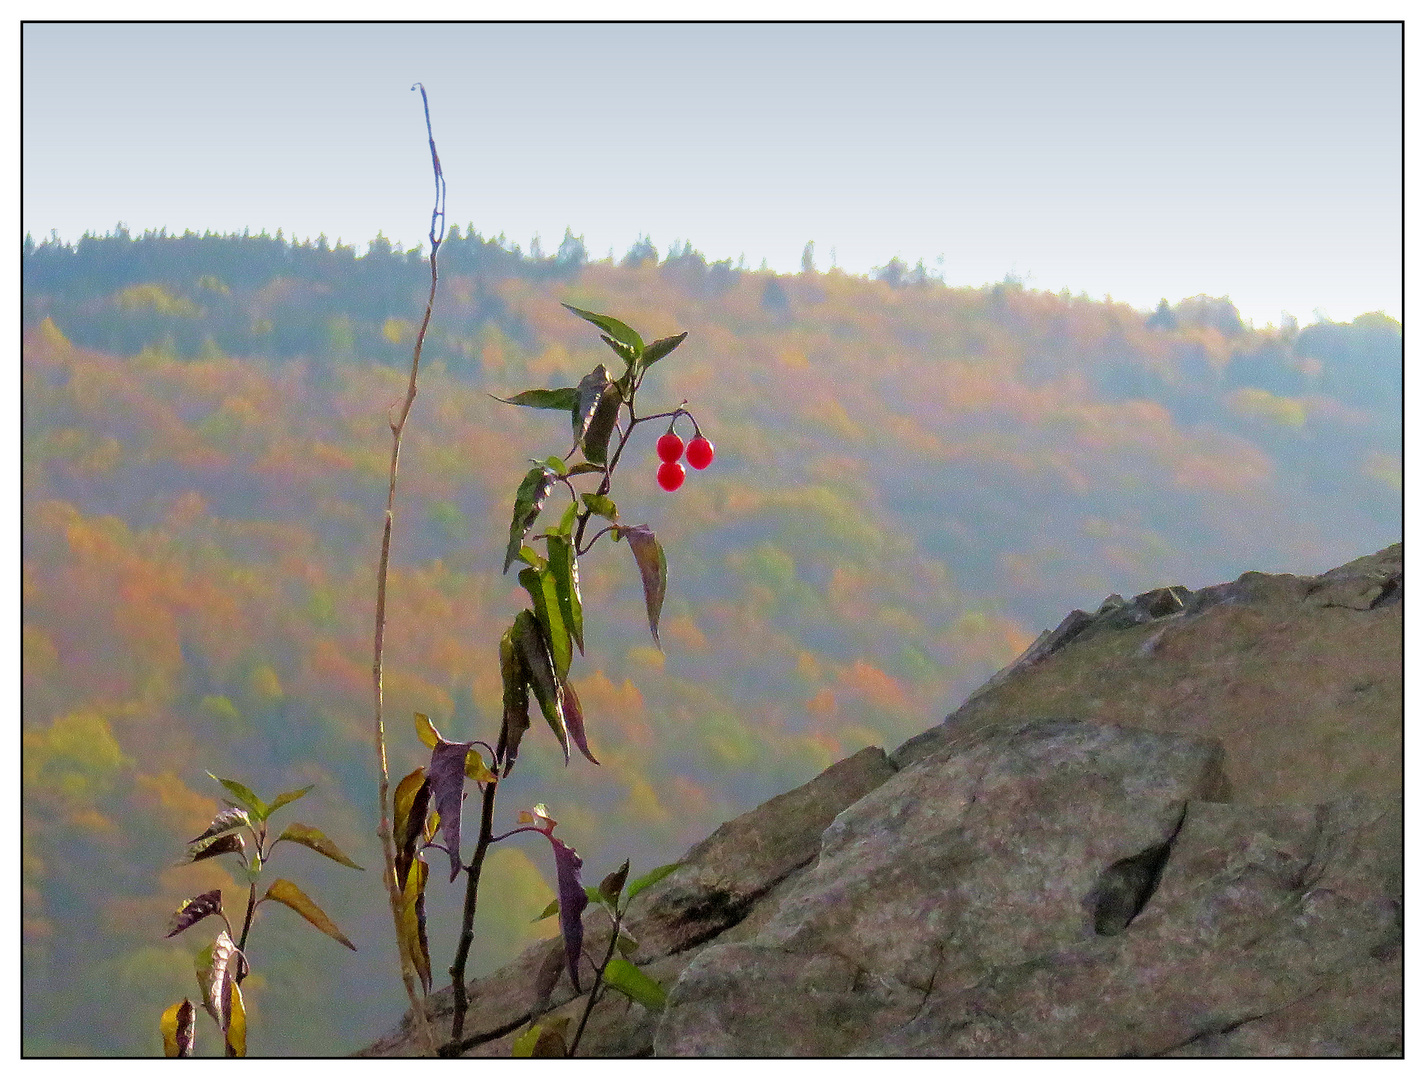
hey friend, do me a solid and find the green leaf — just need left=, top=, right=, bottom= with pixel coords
left=543, top=455, right=569, bottom=476
left=566, top=462, right=605, bottom=477
left=498, top=627, right=532, bottom=774
left=413, top=711, right=442, bottom=749
left=626, top=861, right=680, bottom=901
left=513, top=610, right=568, bottom=764
left=262, top=878, right=357, bottom=951
left=266, top=784, right=315, bottom=816
left=160, top=998, right=195, bottom=1057
left=615, top=525, right=668, bottom=648
left=640, top=331, right=687, bottom=369
left=599, top=859, right=630, bottom=906
left=573, top=364, right=613, bottom=446
left=557, top=500, right=578, bottom=537
left=516, top=545, right=545, bottom=570
left=274, top=823, right=365, bottom=870
left=520, top=566, right=572, bottom=680
left=208, top=773, right=270, bottom=820
left=582, top=385, right=622, bottom=466
left=616, top=927, right=639, bottom=956
left=531, top=896, right=561, bottom=922
left=600, top=332, right=639, bottom=366
left=513, top=1017, right=570, bottom=1058
left=601, top=955, right=667, bottom=1011
left=493, top=387, right=580, bottom=411
left=562, top=303, right=644, bottom=356
left=547, top=535, right=584, bottom=655
left=581, top=493, right=618, bottom=521
left=504, top=466, right=556, bottom=573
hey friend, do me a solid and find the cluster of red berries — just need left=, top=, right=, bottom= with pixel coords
left=655, top=426, right=714, bottom=491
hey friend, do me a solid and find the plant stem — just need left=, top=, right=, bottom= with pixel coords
left=443, top=778, right=500, bottom=1054
left=567, top=911, right=623, bottom=1057
left=372, top=83, right=445, bottom=1058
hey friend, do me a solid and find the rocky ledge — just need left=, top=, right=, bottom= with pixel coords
left=362, top=543, right=1401, bottom=1057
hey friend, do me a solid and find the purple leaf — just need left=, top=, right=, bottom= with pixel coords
left=498, top=627, right=532, bottom=776
left=560, top=677, right=599, bottom=765
left=188, top=807, right=251, bottom=846
left=186, top=832, right=245, bottom=865
left=550, top=836, right=589, bottom=992
left=615, top=525, right=667, bottom=648
left=428, top=739, right=474, bottom=881
left=165, top=889, right=224, bottom=938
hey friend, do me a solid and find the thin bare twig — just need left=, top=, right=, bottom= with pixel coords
left=373, top=81, right=447, bottom=1057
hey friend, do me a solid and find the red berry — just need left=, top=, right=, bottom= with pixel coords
left=686, top=436, right=715, bottom=470
left=657, top=460, right=686, bottom=491
left=657, top=432, right=685, bottom=463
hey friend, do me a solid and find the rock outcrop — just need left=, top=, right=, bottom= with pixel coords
left=362, top=544, right=1401, bottom=1057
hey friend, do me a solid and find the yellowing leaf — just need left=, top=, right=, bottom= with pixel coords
left=224, top=981, right=247, bottom=1057
left=274, top=822, right=364, bottom=870
left=160, top=998, right=195, bottom=1057
left=464, top=749, right=497, bottom=785
left=262, top=878, right=357, bottom=951
left=413, top=711, right=442, bottom=749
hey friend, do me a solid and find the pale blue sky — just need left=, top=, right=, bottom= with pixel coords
left=22, top=21, right=1402, bottom=326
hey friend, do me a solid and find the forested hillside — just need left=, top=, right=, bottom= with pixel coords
left=21, top=228, right=1401, bottom=1055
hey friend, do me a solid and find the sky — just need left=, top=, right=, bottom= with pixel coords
left=20, top=21, right=1403, bottom=328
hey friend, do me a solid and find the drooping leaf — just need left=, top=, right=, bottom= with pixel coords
left=581, top=384, right=622, bottom=466
left=504, top=466, right=556, bottom=573
left=165, top=889, right=224, bottom=938
left=413, top=711, right=442, bottom=749
left=493, top=387, right=580, bottom=411
left=464, top=748, right=498, bottom=785
left=599, top=332, right=639, bottom=366
left=262, top=878, right=357, bottom=950
left=194, top=941, right=218, bottom=1025
left=616, top=525, right=668, bottom=648
left=498, top=627, right=531, bottom=776
left=186, top=831, right=245, bottom=865
left=625, top=861, right=681, bottom=902
left=573, top=364, right=614, bottom=446
left=513, top=1017, right=570, bottom=1058
left=640, top=331, right=688, bottom=369
left=549, top=836, right=589, bottom=992
left=274, top=823, right=365, bottom=870
left=560, top=676, right=599, bottom=765
left=160, top=998, right=196, bottom=1057
left=188, top=806, right=251, bottom=846
left=581, top=493, right=618, bottom=521
left=266, top=784, right=315, bottom=816
left=601, top=955, right=667, bottom=1011
left=616, top=927, right=639, bottom=957
left=392, top=768, right=429, bottom=889
left=562, top=304, right=644, bottom=357
left=548, top=534, right=584, bottom=656
left=520, top=566, right=571, bottom=680
left=513, top=610, right=568, bottom=764
left=531, top=897, right=561, bottom=922
left=531, top=940, right=567, bottom=1016
left=428, top=739, right=474, bottom=881
left=207, top=773, right=270, bottom=820
left=224, top=980, right=247, bottom=1057
left=205, top=931, right=245, bottom=1032
left=599, top=860, right=631, bottom=906
left=397, top=855, right=432, bottom=995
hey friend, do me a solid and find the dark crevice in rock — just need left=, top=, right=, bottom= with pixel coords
left=1149, top=988, right=1323, bottom=1056
left=1087, top=804, right=1189, bottom=936
left=1369, top=572, right=1402, bottom=608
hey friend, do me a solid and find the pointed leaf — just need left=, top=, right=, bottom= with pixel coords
left=186, top=831, right=245, bottom=865
left=513, top=1017, right=570, bottom=1058
left=274, top=822, right=365, bottom=870
left=397, top=855, right=432, bottom=995
left=549, top=836, right=588, bottom=992
left=493, top=387, right=580, bottom=411
left=413, top=711, right=442, bottom=749
left=599, top=332, right=639, bottom=365
left=531, top=940, right=567, bottom=1016
left=266, top=784, right=315, bottom=816
left=262, top=878, right=357, bottom=950
left=581, top=384, right=622, bottom=466
left=464, top=748, right=497, bottom=785
left=640, top=331, right=687, bottom=369
left=161, top=998, right=195, bottom=1057
left=626, top=861, right=681, bottom=902
left=206, top=931, right=245, bottom=1032
left=563, top=304, right=644, bottom=356
left=599, top=860, right=631, bottom=906
left=511, top=1024, right=542, bottom=1058
left=428, top=739, right=474, bottom=881
left=616, top=927, right=639, bottom=957
left=194, top=941, right=218, bottom=1025
left=392, top=768, right=428, bottom=889
left=556, top=500, right=578, bottom=537
left=165, top=889, right=224, bottom=938
left=519, top=803, right=557, bottom=833
left=560, top=676, right=599, bottom=765
left=602, top=955, right=667, bottom=1011
left=548, top=535, right=584, bottom=655
left=188, top=806, right=251, bottom=846
left=207, top=773, right=270, bottom=820
left=573, top=364, right=613, bottom=446
left=616, top=525, right=667, bottom=648
left=224, top=980, right=247, bottom=1057
left=504, top=466, right=556, bottom=573
left=567, top=462, right=605, bottom=477
left=543, top=455, right=569, bottom=476
left=532, top=896, right=561, bottom=922
left=580, top=493, right=618, bottom=522
left=498, top=627, right=532, bottom=776
left=520, top=566, right=572, bottom=680
left=514, top=610, right=568, bottom=764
